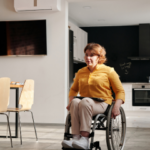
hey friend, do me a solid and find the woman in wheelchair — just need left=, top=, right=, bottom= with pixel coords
left=62, top=43, right=125, bottom=149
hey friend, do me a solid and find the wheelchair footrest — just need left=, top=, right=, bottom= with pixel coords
left=62, top=148, right=91, bottom=150
left=90, top=141, right=101, bottom=150
left=91, top=127, right=107, bottom=130
left=64, top=133, right=73, bottom=139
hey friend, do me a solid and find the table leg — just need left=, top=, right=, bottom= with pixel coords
left=15, top=88, right=19, bottom=138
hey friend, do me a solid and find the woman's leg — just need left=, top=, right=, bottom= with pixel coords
left=62, top=98, right=81, bottom=148
left=79, top=97, right=108, bottom=135
left=70, top=98, right=81, bottom=135
left=72, top=97, right=108, bottom=149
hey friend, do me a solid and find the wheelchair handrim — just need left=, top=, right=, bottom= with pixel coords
left=106, top=105, right=126, bottom=150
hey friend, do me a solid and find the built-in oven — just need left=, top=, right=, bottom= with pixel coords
left=132, top=88, right=150, bottom=106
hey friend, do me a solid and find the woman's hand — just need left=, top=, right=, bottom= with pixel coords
left=66, top=102, right=71, bottom=111
left=111, top=105, right=120, bottom=119
left=111, top=99, right=123, bottom=119
left=66, top=96, right=74, bottom=111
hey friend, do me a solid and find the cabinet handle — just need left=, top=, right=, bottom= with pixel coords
left=140, top=108, right=147, bottom=110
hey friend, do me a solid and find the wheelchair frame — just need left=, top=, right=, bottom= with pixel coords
left=62, top=102, right=126, bottom=150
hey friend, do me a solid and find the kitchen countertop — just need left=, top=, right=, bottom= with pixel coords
left=122, top=82, right=150, bottom=84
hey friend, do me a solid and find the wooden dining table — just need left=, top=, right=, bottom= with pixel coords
left=0, top=84, right=24, bottom=138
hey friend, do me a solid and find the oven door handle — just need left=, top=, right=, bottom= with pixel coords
left=133, top=88, right=150, bottom=90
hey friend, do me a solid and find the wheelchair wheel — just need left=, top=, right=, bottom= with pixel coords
left=106, top=105, right=126, bottom=150
left=64, top=113, right=71, bottom=140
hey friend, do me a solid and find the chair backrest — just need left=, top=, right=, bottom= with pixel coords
left=19, top=79, right=34, bottom=110
left=0, top=77, right=10, bottom=113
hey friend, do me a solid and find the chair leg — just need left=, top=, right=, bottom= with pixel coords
left=18, top=112, right=22, bottom=145
left=6, top=112, right=10, bottom=138
left=3, top=113, right=13, bottom=148
left=6, top=114, right=13, bottom=148
left=28, top=110, right=38, bottom=141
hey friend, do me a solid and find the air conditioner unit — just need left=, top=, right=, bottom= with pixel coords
left=14, top=0, right=61, bottom=12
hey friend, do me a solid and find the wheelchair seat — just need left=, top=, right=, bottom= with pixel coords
left=92, top=104, right=111, bottom=121
left=63, top=102, right=126, bottom=150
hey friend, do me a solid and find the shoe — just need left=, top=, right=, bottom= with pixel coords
left=72, top=136, right=90, bottom=149
left=62, top=140, right=74, bottom=148
left=62, top=135, right=80, bottom=149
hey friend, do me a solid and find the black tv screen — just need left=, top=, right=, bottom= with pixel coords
left=0, top=20, right=47, bottom=56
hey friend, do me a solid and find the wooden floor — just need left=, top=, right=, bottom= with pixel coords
left=0, top=123, right=150, bottom=150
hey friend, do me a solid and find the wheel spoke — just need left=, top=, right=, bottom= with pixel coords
left=106, top=105, right=126, bottom=150
left=114, top=130, right=119, bottom=150
left=115, top=127, right=120, bottom=148
left=117, top=115, right=122, bottom=148
left=111, top=113, right=123, bottom=150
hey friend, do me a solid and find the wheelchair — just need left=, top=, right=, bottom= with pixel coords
left=62, top=102, right=126, bottom=150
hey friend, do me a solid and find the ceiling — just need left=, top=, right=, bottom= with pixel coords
left=67, top=0, right=150, bottom=27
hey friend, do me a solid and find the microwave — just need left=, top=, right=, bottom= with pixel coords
left=132, top=88, right=150, bottom=106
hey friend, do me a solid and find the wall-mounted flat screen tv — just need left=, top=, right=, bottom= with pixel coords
left=0, top=20, right=47, bottom=56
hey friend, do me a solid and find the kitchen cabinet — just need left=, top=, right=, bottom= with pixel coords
left=77, top=28, right=83, bottom=61
left=122, top=84, right=132, bottom=111
left=69, top=21, right=88, bottom=63
left=69, top=22, right=78, bottom=60
left=132, top=107, right=150, bottom=111
left=122, top=83, right=150, bottom=128
left=81, top=30, right=88, bottom=63
left=78, top=28, right=87, bottom=62
left=122, top=83, right=150, bottom=112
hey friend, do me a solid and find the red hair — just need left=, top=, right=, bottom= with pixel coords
left=84, top=43, right=107, bottom=64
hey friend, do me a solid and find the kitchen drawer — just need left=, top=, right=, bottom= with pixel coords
left=125, top=91, right=131, bottom=100
left=132, top=107, right=150, bottom=111
left=122, top=102, right=132, bottom=111
left=125, top=99, right=132, bottom=103
left=125, top=92, right=132, bottom=101
left=122, top=84, right=132, bottom=92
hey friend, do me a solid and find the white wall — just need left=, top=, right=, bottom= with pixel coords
left=0, top=0, right=68, bottom=124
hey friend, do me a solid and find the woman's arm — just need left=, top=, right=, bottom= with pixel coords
left=66, top=96, right=74, bottom=111
left=111, top=99, right=123, bottom=119
left=108, top=68, right=125, bottom=118
left=69, top=73, right=79, bottom=97
left=69, top=96, right=74, bottom=103
left=109, top=69, right=125, bottom=103
left=67, top=72, right=80, bottom=111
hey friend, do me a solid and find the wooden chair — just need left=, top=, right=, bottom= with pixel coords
left=7, top=79, right=38, bottom=144
left=0, top=77, right=13, bottom=148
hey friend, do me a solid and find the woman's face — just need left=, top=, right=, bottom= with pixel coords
left=84, top=49, right=99, bottom=67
